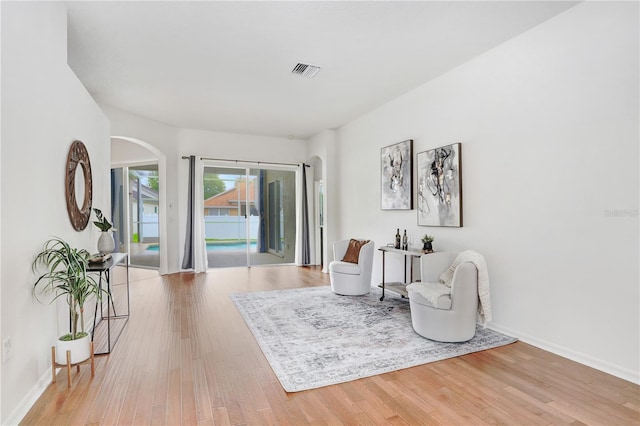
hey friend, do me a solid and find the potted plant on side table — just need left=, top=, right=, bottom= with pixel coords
left=421, top=234, right=435, bottom=253
left=32, top=237, right=108, bottom=364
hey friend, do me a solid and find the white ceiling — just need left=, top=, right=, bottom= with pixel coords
left=66, top=1, right=578, bottom=139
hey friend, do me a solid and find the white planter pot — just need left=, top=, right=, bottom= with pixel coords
left=56, top=333, right=91, bottom=365
left=97, top=231, right=115, bottom=254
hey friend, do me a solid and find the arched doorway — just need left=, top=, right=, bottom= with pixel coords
left=111, top=137, right=168, bottom=274
left=308, top=155, right=325, bottom=270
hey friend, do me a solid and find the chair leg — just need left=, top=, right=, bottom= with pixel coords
left=51, top=346, right=56, bottom=383
left=66, top=350, right=72, bottom=388
left=90, top=341, right=95, bottom=378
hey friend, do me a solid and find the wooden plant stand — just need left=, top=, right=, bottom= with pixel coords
left=51, top=342, right=95, bottom=388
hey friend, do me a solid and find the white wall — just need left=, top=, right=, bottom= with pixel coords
left=177, top=129, right=306, bottom=270
left=102, top=106, right=177, bottom=274
left=103, top=110, right=308, bottom=273
left=0, top=2, right=111, bottom=423
left=177, top=128, right=306, bottom=163
left=111, top=137, right=158, bottom=166
left=334, top=2, right=639, bottom=383
left=307, top=129, right=337, bottom=271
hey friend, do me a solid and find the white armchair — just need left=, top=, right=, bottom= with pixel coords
left=329, top=239, right=375, bottom=296
left=406, top=252, right=479, bottom=342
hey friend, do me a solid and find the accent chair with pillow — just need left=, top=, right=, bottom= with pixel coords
left=329, top=239, right=375, bottom=296
left=406, top=251, right=491, bottom=342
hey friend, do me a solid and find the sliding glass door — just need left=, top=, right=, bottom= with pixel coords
left=267, top=179, right=283, bottom=255
left=204, top=165, right=296, bottom=268
left=111, top=165, right=161, bottom=269
left=249, top=167, right=296, bottom=266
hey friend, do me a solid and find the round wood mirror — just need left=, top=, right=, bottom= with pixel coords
left=65, top=140, right=93, bottom=231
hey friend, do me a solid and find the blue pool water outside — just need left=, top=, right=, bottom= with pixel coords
left=146, top=242, right=257, bottom=252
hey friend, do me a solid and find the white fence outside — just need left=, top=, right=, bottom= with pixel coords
left=142, top=214, right=160, bottom=239
left=135, top=214, right=260, bottom=240
left=204, top=215, right=260, bottom=240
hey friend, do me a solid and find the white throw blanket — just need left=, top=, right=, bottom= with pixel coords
left=406, top=281, right=451, bottom=307
left=449, top=250, right=492, bottom=325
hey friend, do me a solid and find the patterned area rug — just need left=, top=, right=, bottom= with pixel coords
left=230, top=285, right=517, bottom=392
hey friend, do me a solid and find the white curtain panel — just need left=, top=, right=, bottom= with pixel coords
left=193, top=158, right=208, bottom=272
left=294, top=163, right=314, bottom=265
left=294, top=165, right=303, bottom=265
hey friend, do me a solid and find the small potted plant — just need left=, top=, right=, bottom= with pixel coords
left=93, top=208, right=115, bottom=254
left=421, top=234, right=435, bottom=253
left=32, top=238, right=108, bottom=364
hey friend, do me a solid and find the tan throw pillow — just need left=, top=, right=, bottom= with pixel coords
left=439, top=264, right=456, bottom=287
left=342, top=239, right=370, bottom=263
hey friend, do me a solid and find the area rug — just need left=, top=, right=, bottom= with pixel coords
left=230, top=285, right=517, bottom=392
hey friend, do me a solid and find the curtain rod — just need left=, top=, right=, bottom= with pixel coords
left=181, top=156, right=309, bottom=167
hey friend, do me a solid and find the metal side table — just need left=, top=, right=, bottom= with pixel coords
left=378, top=246, right=424, bottom=301
left=88, top=253, right=130, bottom=355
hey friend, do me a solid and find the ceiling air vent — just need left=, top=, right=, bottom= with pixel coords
left=291, top=63, right=321, bottom=78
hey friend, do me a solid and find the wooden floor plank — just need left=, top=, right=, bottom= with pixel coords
left=192, top=357, right=213, bottom=423
left=20, top=265, right=640, bottom=425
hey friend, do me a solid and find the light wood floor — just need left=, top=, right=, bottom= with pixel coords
left=22, top=266, right=639, bottom=425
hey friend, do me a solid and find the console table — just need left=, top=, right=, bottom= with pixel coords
left=88, top=253, right=129, bottom=355
left=378, top=246, right=424, bottom=301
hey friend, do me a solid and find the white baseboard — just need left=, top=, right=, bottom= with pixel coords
left=4, top=368, right=51, bottom=426
left=488, top=323, right=640, bottom=385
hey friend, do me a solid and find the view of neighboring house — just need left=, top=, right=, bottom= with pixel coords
left=130, top=181, right=159, bottom=242
left=131, top=181, right=159, bottom=216
left=204, top=179, right=257, bottom=217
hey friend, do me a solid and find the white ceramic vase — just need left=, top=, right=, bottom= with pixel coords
left=97, top=231, right=115, bottom=254
left=55, top=333, right=91, bottom=364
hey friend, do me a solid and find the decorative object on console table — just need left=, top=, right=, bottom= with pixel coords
left=97, top=233, right=115, bottom=254
left=93, top=208, right=115, bottom=254
left=381, top=139, right=413, bottom=210
left=88, top=252, right=111, bottom=264
left=421, top=234, right=434, bottom=253
left=395, top=228, right=401, bottom=249
left=417, top=142, right=462, bottom=227
left=402, top=230, right=408, bottom=251
left=32, top=238, right=109, bottom=370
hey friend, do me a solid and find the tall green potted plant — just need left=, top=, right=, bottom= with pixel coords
left=32, top=237, right=107, bottom=363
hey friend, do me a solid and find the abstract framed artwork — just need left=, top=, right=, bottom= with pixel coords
left=381, top=139, right=413, bottom=210
left=417, top=142, right=462, bottom=227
